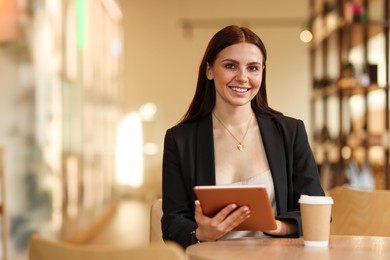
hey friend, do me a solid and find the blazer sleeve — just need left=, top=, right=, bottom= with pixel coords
left=161, top=128, right=197, bottom=248
left=272, top=119, right=325, bottom=238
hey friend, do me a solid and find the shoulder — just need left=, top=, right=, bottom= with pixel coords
left=257, top=112, right=311, bottom=152
left=257, top=112, right=305, bottom=130
left=256, top=112, right=309, bottom=144
left=165, top=115, right=212, bottom=141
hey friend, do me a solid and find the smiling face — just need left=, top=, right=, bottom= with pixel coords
left=206, top=42, right=264, bottom=110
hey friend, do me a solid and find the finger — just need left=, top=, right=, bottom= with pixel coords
left=263, top=220, right=282, bottom=235
left=212, top=203, right=238, bottom=223
left=220, top=206, right=251, bottom=231
left=194, top=200, right=207, bottom=222
left=194, top=200, right=202, bottom=216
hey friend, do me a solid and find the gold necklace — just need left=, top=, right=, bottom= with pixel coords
left=212, top=112, right=254, bottom=151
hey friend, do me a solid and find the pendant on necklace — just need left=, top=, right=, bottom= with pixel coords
left=237, top=143, right=244, bottom=151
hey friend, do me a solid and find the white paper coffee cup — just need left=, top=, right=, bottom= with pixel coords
left=299, top=195, right=333, bottom=247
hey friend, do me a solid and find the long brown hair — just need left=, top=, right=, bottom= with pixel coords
left=180, top=25, right=281, bottom=123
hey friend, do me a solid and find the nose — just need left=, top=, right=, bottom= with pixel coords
left=235, top=68, right=248, bottom=83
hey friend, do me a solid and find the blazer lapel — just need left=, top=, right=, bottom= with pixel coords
left=257, top=115, right=288, bottom=214
left=195, top=114, right=216, bottom=185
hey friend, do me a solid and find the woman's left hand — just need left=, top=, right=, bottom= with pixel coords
left=264, top=220, right=298, bottom=236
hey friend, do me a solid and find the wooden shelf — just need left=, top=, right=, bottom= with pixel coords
left=341, top=21, right=386, bottom=49
left=312, top=84, right=387, bottom=99
left=309, top=0, right=390, bottom=189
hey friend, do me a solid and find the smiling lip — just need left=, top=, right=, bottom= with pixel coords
left=229, top=86, right=250, bottom=93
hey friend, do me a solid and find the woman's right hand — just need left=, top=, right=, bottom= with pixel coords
left=193, top=200, right=251, bottom=242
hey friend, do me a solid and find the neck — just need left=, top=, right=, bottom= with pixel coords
left=212, top=105, right=254, bottom=127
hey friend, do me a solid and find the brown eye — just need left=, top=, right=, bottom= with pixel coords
left=224, top=63, right=236, bottom=69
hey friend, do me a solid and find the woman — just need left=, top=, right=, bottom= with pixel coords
left=162, top=25, right=324, bottom=248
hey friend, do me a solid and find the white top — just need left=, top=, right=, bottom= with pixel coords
left=217, top=169, right=276, bottom=240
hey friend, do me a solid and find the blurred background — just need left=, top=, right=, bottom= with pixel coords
left=2, top=0, right=387, bottom=259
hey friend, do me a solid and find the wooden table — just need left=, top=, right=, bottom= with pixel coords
left=186, top=235, right=390, bottom=260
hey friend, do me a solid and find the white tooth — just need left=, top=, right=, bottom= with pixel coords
left=231, top=87, right=247, bottom=92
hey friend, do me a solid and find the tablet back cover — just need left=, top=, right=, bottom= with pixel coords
left=193, top=185, right=277, bottom=231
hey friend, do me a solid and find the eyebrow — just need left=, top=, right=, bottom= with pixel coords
left=221, top=58, right=262, bottom=65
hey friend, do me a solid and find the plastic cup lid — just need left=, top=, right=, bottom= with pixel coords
left=298, top=195, right=334, bottom=204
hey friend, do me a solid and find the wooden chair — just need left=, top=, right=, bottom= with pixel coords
left=28, top=234, right=184, bottom=260
left=150, top=198, right=163, bottom=243
left=328, top=186, right=390, bottom=236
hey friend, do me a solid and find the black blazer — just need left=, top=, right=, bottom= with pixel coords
left=162, top=112, right=324, bottom=248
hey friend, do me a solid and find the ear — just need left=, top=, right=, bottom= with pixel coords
left=206, top=62, right=214, bottom=80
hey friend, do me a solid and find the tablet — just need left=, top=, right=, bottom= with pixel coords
left=193, top=185, right=277, bottom=231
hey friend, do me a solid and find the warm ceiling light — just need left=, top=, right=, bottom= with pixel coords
left=300, top=30, right=312, bottom=43
left=139, top=102, right=157, bottom=121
